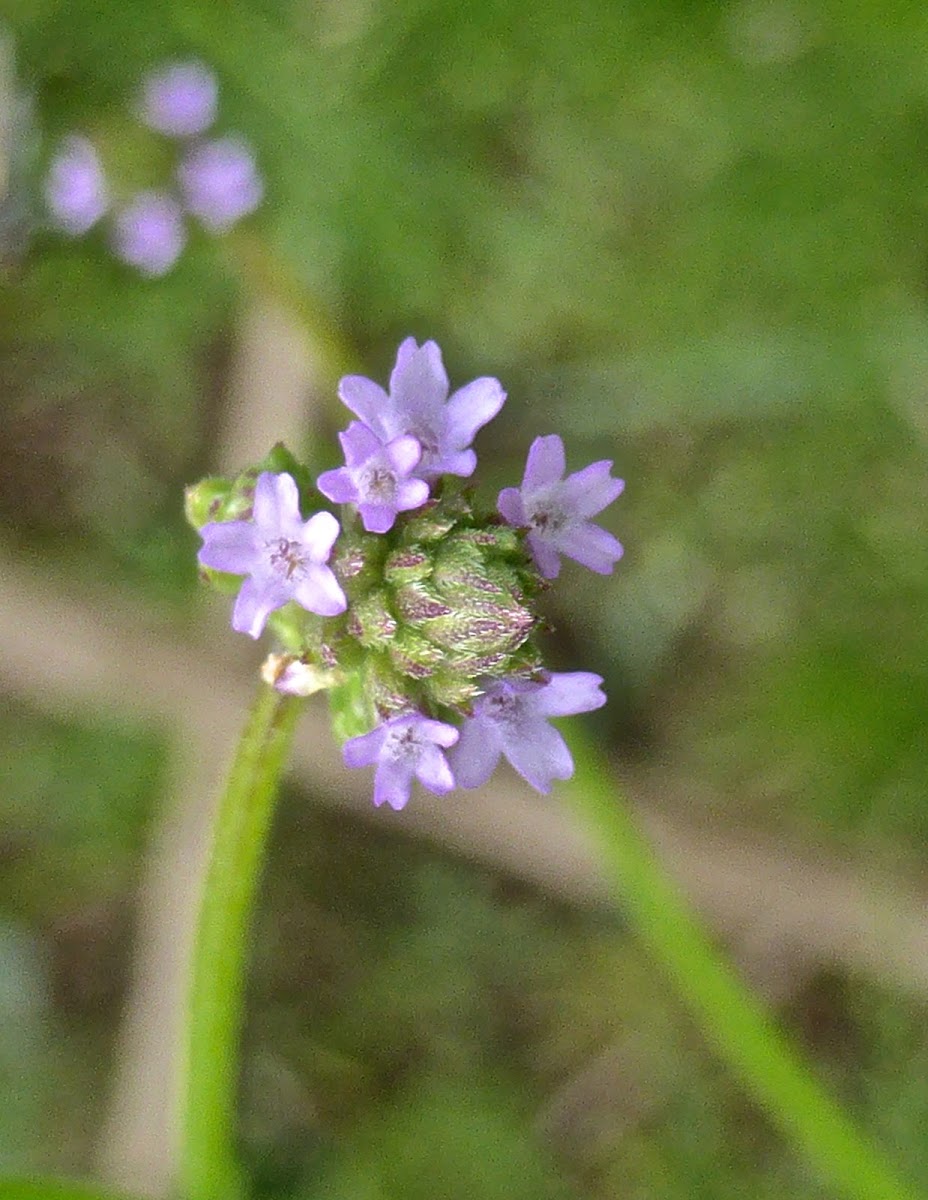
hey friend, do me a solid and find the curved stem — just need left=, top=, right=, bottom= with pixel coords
left=568, top=730, right=921, bottom=1200
left=178, top=685, right=304, bottom=1200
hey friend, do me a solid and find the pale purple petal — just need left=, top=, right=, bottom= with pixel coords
left=232, top=575, right=287, bottom=639
left=394, top=478, right=430, bottom=511
left=112, top=191, right=186, bottom=276
left=340, top=421, right=382, bottom=467
left=337, top=377, right=390, bottom=433
left=561, top=461, right=625, bottom=517
left=386, top=434, right=423, bottom=476
left=358, top=503, right=395, bottom=534
left=435, top=448, right=477, bottom=479
left=302, top=510, right=341, bottom=560
left=526, top=531, right=562, bottom=579
left=497, top=487, right=526, bottom=527
left=523, top=435, right=566, bottom=490
left=373, top=760, right=415, bottom=810
left=197, top=519, right=261, bottom=572
left=316, top=467, right=357, bottom=504
left=450, top=717, right=503, bottom=789
left=554, top=523, right=623, bottom=574
left=140, top=61, right=218, bottom=137
left=416, top=743, right=456, bottom=794
left=254, top=470, right=300, bottom=534
left=416, top=718, right=460, bottom=748
left=445, top=377, right=507, bottom=448
left=45, top=135, right=109, bottom=235
left=343, top=726, right=386, bottom=768
left=389, top=339, right=448, bottom=420
left=503, top=721, right=573, bottom=793
left=533, top=672, right=607, bottom=717
left=292, top=567, right=346, bottom=616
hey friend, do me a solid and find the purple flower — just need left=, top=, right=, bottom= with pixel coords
left=45, top=135, right=109, bottom=235
left=316, top=421, right=430, bottom=533
left=178, top=135, right=263, bottom=232
left=337, top=338, right=506, bottom=479
left=450, top=671, right=606, bottom=793
left=498, top=434, right=624, bottom=579
left=197, top=471, right=347, bottom=638
left=343, top=713, right=459, bottom=810
left=112, top=191, right=186, bottom=276
left=139, top=60, right=218, bottom=137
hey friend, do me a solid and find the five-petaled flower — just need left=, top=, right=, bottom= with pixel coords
left=498, top=434, right=624, bottom=579
left=450, top=671, right=606, bottom=793
left=139, top=60, right=218, bottom=138
left=343, top=713, right=459, bottom=810
left=316, top=421, right=430, bottom=533
left=197, top=472, right=346, bottom=638
left=337, top=337, right=506, bottom=479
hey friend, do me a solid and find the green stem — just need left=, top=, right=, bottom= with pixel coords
left=569, top=730, right=921, bottom=1200
left=178, top=685, right=304, bottom=1200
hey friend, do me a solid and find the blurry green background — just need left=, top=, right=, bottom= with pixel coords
left=1, top=0, right=928, bottom=1197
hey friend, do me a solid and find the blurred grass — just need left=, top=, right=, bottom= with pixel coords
left=1, top=0, right=928, bottom=1195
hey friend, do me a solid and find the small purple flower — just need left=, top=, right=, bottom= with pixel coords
left=45, top=135, right=109, bottom=235
left=178, top=135, right=263, bottom=232
left=139, top=60, right=218, bottom=137
left=337, top=338, right=506, bottom=479
left=112, top=191, right=186, bottom=276
left=316, top=421, right=430, bottom=533
left=343, top=712, right=459, bottom=810
left=450, top=671, right=606, bottom=793
left=498, top=434, right=624, bottom=579
left=197, top=471, right=347, bottom=638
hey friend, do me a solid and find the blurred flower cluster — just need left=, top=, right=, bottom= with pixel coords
left=187, top=340, right=623, bottom=809
left=44, top=61, right=262, bottom=276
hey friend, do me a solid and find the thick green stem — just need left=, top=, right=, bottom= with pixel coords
left=178, top=685, right=304, bottom=1200
left=569, top=730, right=921, bottom=1200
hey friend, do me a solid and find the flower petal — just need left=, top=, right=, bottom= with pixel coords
left=293, top=566, right=347, bottom=616
left=416, top=743, right=456, bottom=794
left=395, top=478, right=431, bottom=512
left=382, top=433, right=421, bottom=476
left=502, top=719, right=574, bottom=793
left=337, top=376, right=391, bottom=436
left=526, top=531, right=562, bottom=579
left=316, top=467, right=357, bottom=505
left=523, top=435, right=565, bottom=491
left=343, top=725, right=387, bottom=768
left=389, top=339, right=448, bottom=421
left=231, top=575, right=287, bottom=639
left=450, top=716, right=503, bottom=789
left=339, top=420, right=382, bottom=468
left=197, top=519, right=261, bottom=573
left=359, top=502, right=396, bottom=533
left=373, top=759, right=414, bottom=810
left=497, top=487, right=527, bottom=527
left=301, top=510, right=341, bottom=561
left=561, top=460, right=625, bottom=517
left=445, top=377, right=506, bottom=448
left=253, top=472, right=301, bottom=537
left=555, top=522, right=624, bottom=574
left=534, top=672, right=606, bottom=717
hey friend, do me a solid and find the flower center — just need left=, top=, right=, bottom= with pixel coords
left=267, top=537, right=306, bottom=580
left=360, top=464, right=397, bottom=504
left=385, top=723, right=421, bottom=762
left=527, top=503, right=568, bottom=534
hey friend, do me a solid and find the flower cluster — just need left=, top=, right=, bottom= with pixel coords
left=187, top=340, right=623, bottom=810
left=45, top=60, right=262, bottom=276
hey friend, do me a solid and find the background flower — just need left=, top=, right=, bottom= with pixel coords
left=139, top=60, right=218, bottom=137
left=178, top=135, right=264, bottom=232
left=112, top=191, right=186, bottom=277
left=44, top=135, right=109, bottom=235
